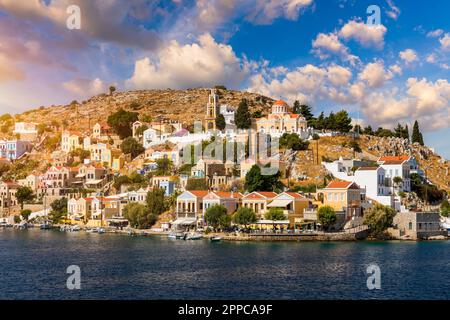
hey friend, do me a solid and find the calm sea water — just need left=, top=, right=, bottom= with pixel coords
left=0, top=229, right=449, bottom=300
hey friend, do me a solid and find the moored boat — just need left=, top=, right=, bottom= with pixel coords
left=185, top=232, right=202, bottom=240
left=210, top=236, right=222, bottom=242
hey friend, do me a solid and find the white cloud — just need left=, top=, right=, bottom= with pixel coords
left=311, top=32, right=359, bottom=65
left=427, top=29, right=444, bottom=38
left=389, top=64, right=402, bottom=75
left=361, top=78, right=450, bottom=130
left=358, top=61, right=393, bottom=88
left=439, top=33, right=450, bottom=51
left=126, top=33, right=248, bottom=90
left=195, top=0, right=237, bottom=31
left=399, top=49, right=418, bottom=64
left=386, top=0, right=400, bottom=20
left=246, top=0, right=314, bottom=24
left=339, top=20, right=387, bottom=49
left=247, top=63, right=357, bottom=105
left=63, top=78, right=106, bottom=96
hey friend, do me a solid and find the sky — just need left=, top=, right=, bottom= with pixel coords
left=0, top=0, right=449, bottom=156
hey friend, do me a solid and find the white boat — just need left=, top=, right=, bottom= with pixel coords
left=97, top=228, right=106, bottom=234
left=210, top=236, right=222, bottom=242
left=40, top=222, right=52, bottom=230
left=70, top=225, right=81, bottom=232
left=185, top=232, right=203, bottom=240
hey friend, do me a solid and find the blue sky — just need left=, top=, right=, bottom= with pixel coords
left=0, top=0, right=449, bottom=157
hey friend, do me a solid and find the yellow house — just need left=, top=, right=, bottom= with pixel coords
left=241, top=191, right=278, bottom=218
left=266, top=192, right=310, bottom=228
left=317, top=181, right=362, bottom=218
left=61, top=130, right=83, bottom=153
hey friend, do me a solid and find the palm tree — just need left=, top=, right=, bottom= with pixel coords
left=109, top=85, right=116, bottom=96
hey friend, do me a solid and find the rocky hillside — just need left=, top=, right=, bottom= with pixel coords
left=286, top=135, right=450, bottom=193
left=9, top=88, right=274, bottom=134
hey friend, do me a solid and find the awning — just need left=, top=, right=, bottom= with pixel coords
left=267, top=199, right=293, bottom=208
left=172, top=218, right=197, bottom=225
left=76, top=173, right=86, bottom=178
left=85, top=179, right=103, bottom=185
left=255, top=219, right=290, bottom=225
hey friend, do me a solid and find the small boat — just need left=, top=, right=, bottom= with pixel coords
left=168, top=231, right=181, bottom=239
left=18, top=222, right=28, bottom=230
left=186, top=232, right=203, bottom=240
left=70, top=225, right=81, bottom=232
left=210, top=236, right=222, bottom=242
left=41, top=222, right=52, bottom=230
left=97, top=228, right=106, bottom=234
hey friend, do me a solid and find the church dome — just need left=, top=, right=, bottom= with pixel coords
left=273, top=100, right=288, bottom=106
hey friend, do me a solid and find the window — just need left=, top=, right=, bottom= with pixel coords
left=408, top=222, right=412, bottom=230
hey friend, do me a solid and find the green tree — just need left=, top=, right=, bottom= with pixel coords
left=411, top=120, right=424, bottom=146
left=363, top=203, right=396, bottom=235
left=215, top=114, right=226, bottom=131
left=113, top=175, right=131, bottom=191
left=123, top=202, right=156, bottom=229
left=135, top=125, right=148, bottom=137
left=440, top=199, right=450, bottom=217
left=109, top=85, right=116, bottom=95
left=233, top=207, right=257, bottom=228
left=120, top=137, right=145, bottom=158
left=279, top=133, right=309, bottom=150
left=155, top=158, right=173, bottom=176
left=49, top=198, right=68, bottom=224
left=234, top=99, right=252, bottom=129
left=363, top=125, right=374, bottom=135
left=334, top=110, right=353, bottom=132
left=317, top=206, right=337, bottom=231
left=244, top=164, right=283, bottom=193
left=107, top=108, right=139, bottom=139
left=265, top=207, right=286, bottom=228
left=16, top=186, right=35, bottom=210
left=204, top=205, right=228, bottom=231
left=186, top=178, right=208, bottom=190
left=146, top=188, right=166, bottom=216
left=20, top=209, right=32, bottom=221
left=299, top=104, right=315, bottom=122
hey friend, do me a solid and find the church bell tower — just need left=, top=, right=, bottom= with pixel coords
left=204, top=88, right=219, bottom=131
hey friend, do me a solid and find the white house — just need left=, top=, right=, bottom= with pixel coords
left=202, top=191, right=242, bottom=215
left=377, top=156, right=411, bottom=192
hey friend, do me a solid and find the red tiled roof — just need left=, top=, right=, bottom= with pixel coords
left=243, top=191, right=278, bottom=199
left=326, top=181, right=360, bottom=189
left=211, top=191, right=243, bottom=199
left=282, top=192, right=306, bottom=199
left=188, top=190, right=210, bottom=198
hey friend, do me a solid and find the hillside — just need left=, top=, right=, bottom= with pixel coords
left=9, top=88, right=274, bottom=135
left=1, top=88, right=449, bottom=193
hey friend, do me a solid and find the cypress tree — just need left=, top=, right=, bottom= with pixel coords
left=215, top=114, right=226, bottom=131
left=234, top=99, right=252, bottom=129
left=412, top=120, right=424, bottom=145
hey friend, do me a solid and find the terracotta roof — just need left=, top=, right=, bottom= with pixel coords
left=282, top=192, right=306, bottom=199
left=210, top=191, right=243, bottom=199
left=273, top=100, right=288, bottom=106
left=378, top=155, right=410, bottom=162
left=243, top=191, right=278, bottom=200
left=326, top=181, right=360, bottom=189
left=188, top=190, right=210, bottom=198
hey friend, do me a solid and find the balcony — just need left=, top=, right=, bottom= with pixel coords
left=303, top=208, right=318, bottom=221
